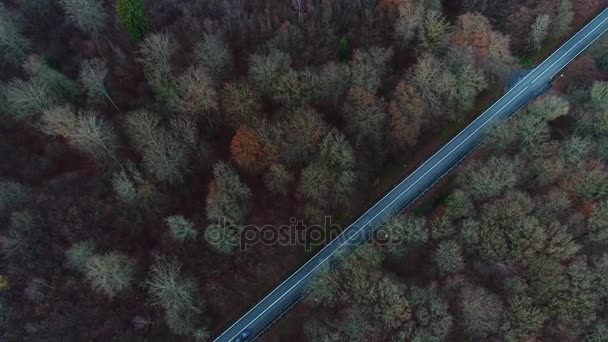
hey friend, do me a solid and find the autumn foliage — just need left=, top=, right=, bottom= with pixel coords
left=230, top=126, right=269, bottom=173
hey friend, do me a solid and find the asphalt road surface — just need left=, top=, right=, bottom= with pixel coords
left=215, top=7, right=608, bottom=342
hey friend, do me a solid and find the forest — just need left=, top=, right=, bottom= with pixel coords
left=0, top=0, right=606, bottom=341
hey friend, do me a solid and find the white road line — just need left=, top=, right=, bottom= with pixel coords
left=216, top=9, right=608, bottom=342
left=532, top=11, right=608, bottom=84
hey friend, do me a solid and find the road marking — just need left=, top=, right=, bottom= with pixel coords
left=216, top=9, right=608, bottom=342
left=532, top=11, right=608, bottom=84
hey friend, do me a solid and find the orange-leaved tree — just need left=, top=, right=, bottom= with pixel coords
left=230, top=126, right=269, bottom=173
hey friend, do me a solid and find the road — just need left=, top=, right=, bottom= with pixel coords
left=215, top=7, right=608, bottom=342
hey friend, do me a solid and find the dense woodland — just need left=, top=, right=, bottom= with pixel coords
left=0, top=0, right=606, bottom=340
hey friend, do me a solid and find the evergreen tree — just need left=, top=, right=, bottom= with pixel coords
left=116, top=0, right=149, bottom=40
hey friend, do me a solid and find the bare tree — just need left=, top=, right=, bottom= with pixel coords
left=292, top=0, right=306, bottom=23
left=527, top=14, right=551, bottom=53
left=79, top=58, right=121, bottom=113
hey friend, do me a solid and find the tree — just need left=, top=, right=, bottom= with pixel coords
left=460, top=285, right=503, bottom=338
left=516, top=95, right=569, bottom=149
left=394, top=0, right=426, bottom=44
left=194, top=35, right=232, bottom=82
left=79, top=58, right=121, bottom=112
left=145, top=257, right=200, bottom=312
left=206, top=162, right=251, bottom=225
left=298, top=163, right=332, bottom=221
left=389, top=82, right=427, bottom=149
left=42, top=106, right=118, bottom=163
left=551, top=0, right=574, bottom=38
left=445, top=189, right=474, bottom=220
left=453, top=63, right=488, bottom=111
left=230, top=126, right=269, bottom=173
left=589, top=81, right=608, bottom=113
left=588, top=200, right=608, bottom=242
left=407, top=53, right=456, bottom=114
left=305, top=267, right=340, bottom=307
left=297, top=131, right=355, bottom=222
left=175, top=66, right=218, bottom=117
left=60, top=0, right=107, bottom=36
left=144, top=257, right=201, bottom=335
left=403, top=287, right=453, bottom=341
left=273, top=68, right=322, bottom=109
left=419, top=10, right=451, bottom=51
left=338, top=36, right=350, bottom=61
left=24, top=55, right=80, bottom=100
left=220, top=81, right=261, bottom=128
left=116, top=0, right=149, bottom=40
left=349, top=47, right=393, bottom=93
left=276, top=108, right=329, bottom=166
left=501, top=293, right=545, bottom=341
left=0, top=180, right=31, bottom=215
left=381, top=215, right=428, bottom=255
left=589, top=35, right=608, bottom=71
left=66, top=241, right=96, bottom=271
left=165, top=215, right=198, bottom=242
left=450, top=13, right=514, bottom=78
left=343, top=88, right=388, bottom=146
left=204, top=219, right=241, bottom=254
left=318, top=61, right=351, bottom=108
left=587, top=321, right=608, bottom=342
left=434, top=240, right=464, bottom=276
left=263, top=163, right=294, bottom=195
left=459, top=218, right=480, bottom=246
left=0, top=4, right=30, bottom=66
left=431, top=216, right=456, bottom=240
left=248, top=49, right=291, bottom=96
left=4, top=211, right=38, bottom=259
left=4, top=78, right=60, bottom=123
left=560, top=135, right=592, bottom=169
left=319, top=129, right=356, bottom=198
left=124, top=110, right=188, bottom=183
left=527, top=14, right=551, bottom=53
left=372, top=277, right=411, bottom=329
left=458, top=156, right=518, bottom=200
left=112, top=163, right=160, bottom=211
left=139, top=33, right=179, bottom=106
left=85, top=252, right=136, bottom=298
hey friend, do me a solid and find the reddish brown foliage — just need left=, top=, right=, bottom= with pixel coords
left=559, top=55, right=600, bottom=90
left=451, top=14, right=493, bottom=58
left=230, top=126, right=269, bottom=173
left=389, top=82, right=427, bottom=149
left=579, top=199, right=596, bottom=217
left=575, top=0, right=603, bottom=24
